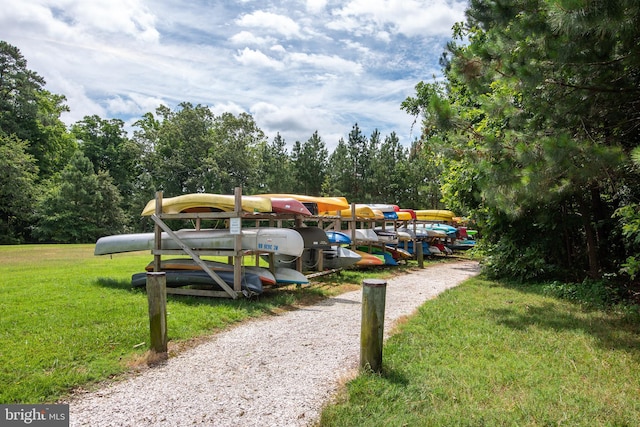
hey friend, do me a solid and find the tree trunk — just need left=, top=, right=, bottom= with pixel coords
left=579, top=196, right=601, bottom=279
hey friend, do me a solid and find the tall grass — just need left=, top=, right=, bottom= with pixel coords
left=319, top=278, right=640, bottom=426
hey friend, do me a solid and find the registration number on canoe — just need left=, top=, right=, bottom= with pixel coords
left=258, top=243, right=279, bottom=251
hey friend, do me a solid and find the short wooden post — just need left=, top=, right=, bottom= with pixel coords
left=146, top=272, right=168, bottom=354
left=360, top=279, right=387, bottom=373
left=416, top=239, right=424, bottom=268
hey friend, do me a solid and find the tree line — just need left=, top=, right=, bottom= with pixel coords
left=0, top=40, right=440, bottom=245
left=2, top=0, right=639, bottom=294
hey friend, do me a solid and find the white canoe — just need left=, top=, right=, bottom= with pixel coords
left=95, top=228, right=304, bottom=256
left=323, top=247, right=362, bottom=269
left=353, top=228, right=379, bottom=242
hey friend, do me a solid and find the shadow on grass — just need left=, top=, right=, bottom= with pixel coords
left=380, top=366, right=410, bottom=387
left=486, top=296, right=640, bottom=360
left=92, top=277, right=330, bottom=317
left=95, top=277, right=139, bottom=291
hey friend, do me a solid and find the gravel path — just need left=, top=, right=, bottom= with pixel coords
left=68, top=260, right=479, bottom=426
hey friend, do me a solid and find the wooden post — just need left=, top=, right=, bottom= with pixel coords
left=416, top=239, right=424, bottom=268
left=153, top=191, right=163, bottom=272
left=360, top=278, right=387, bottom=373
left=233, top=187, right=243, bottom=293
left=146, top=271, right=167, bottom=354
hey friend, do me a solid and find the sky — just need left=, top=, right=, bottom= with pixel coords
left=0, top=0, right=468, bottom=150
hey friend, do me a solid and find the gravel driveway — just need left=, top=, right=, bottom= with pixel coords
left=68, top=260, right=480, bottom=426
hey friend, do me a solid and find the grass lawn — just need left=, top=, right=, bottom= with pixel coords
left=0, top=244, right=401, bottom=404
left=319, top=277, right=640, bottom=426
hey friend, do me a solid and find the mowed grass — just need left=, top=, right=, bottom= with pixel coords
left=0, top=244, right=407, bottom=404
left=319, top=278, right=640, bottom=426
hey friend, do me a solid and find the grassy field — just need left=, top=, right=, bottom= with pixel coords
left=4, top=245, right=639, bottom=425
left=0, top=244, right=399, bottom=404
left=319, top=277, right=640, bottom=426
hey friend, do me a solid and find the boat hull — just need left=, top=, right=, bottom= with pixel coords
left=94, top=228, right=304, bottom=256
left=141, top=193, right=272, bottom=215
left=258, top=194, right=349, bottom=214
left=131, top=270, right=263, bottom=295
left=144, top=258, right=276, bottom=285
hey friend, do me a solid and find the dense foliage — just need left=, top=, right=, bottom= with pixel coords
left=402, top=0, right=640, bottom=290
left=0, top=41, right=442, bottom=244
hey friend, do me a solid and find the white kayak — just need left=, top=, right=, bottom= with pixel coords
left=95, top=227, right=304, bottom=256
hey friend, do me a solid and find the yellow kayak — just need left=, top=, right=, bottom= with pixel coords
left=395, top=211, right=413, bottom=221
left=324, top=204, right=379, bottom=219
left=414, top=209, right=456, bottom=222
left=141, top=193, right=272, bottom=216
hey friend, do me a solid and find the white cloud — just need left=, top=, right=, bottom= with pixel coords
left=235, top=47, right=285, bottom=70
left=251, top=101, right=345, bottom=146
left=66, top=0, right=159, bottom=43
left=229, top=31, right=274, bottom=46
left=306, top=0, right=328, bottom=14
left=209, top=102, right=246, bottom=117
left=106, top=94, right=168, bottom=116
left=288, top=52, right=363, bottom=75
left=0, top=0, right=461, bottom=149
left=329, top=0, right=466, bottom=38
left=236, top=10, right=303, bottom=39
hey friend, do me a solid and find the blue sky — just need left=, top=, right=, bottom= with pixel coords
left=1, top=0, right=467, bottom=150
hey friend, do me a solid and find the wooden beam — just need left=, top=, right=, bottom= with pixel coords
left=166, top=288, right=231, bottom=298
left=150, top=214, right=238, bottom=299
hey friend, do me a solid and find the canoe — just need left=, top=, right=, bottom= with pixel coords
left=94, top=227, right=304, bottom=256
left=353, top=250, right=385, bottom=266
left=388, top=240, right=430, bottom=256
left=373, top=229, right=398, bottom=243
left=368, top=203, right=396, bottom=212
left=258, top=194, right=349, bottom=214
left=356, top=246, right=398, bottom=266
left=268, top=246, right=362, bottom=271
left=353, top=228, right=379, bottom=242
left=293, top=226, right=331, bottom=249
left=398, top=209, right=417, bottom=220
left=397, top=231, right=412, bottom=241
left=273, top=268, right=309, bottom=285
left=263, top=197, right=312, bottom=216
left=395, top=211, right=413, bottom=221
left=322, top=247, right=362, bottom=269
left=141, top=193, right=272, bottom=216
left=131, top=270, right=263, bottom=295
left=326, top=230, right=351, bottom=245
left=417, top=223, right=458, bottom=238
left=447, top=239, right=476, bottom=251
left=368, top=204, right=398, bottom=220
left=414, top=209, right=456, bottom=222
left=397, top=225, right=449, bottom=239
left=160, top=260, right=309, bottom=285
left=385, top=245, right=413, bottom=260
left=323, top=204, right=378, bottom=219
left=144, top=258, right=276, bottom=285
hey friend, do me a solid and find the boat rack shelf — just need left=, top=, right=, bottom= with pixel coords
left=149, top=190, right=450, bottom=298
left=150, top=188, right=258, bottom=299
